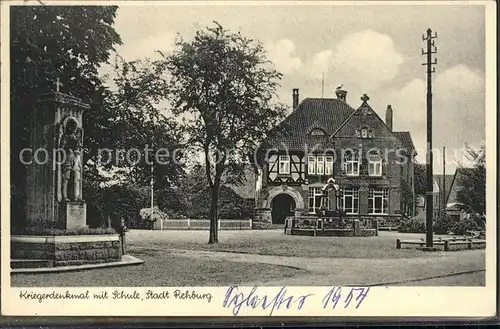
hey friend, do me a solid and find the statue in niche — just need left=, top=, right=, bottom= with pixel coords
left=58, top=116, right=83, bottom=201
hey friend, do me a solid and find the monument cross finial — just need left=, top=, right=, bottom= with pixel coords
left=55, top=77, right=63, bottom=93
left=361, top=93, right=370, bottom=102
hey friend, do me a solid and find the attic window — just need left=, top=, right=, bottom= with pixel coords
left=310, top=128, right=325, bottom=136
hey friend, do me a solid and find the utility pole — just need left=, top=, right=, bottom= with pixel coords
left=150, top=114, right=158, bottom=230
left=422, top=28, right=437, bottom=249
left=442, top=146, right=446, bottom=217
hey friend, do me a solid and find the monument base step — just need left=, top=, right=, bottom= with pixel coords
left=11, top=259, right=52, bottom=269
left=11, top=254, right=144, bottom=274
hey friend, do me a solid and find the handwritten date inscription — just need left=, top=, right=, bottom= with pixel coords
left=223, top=286, right=370, bottom=316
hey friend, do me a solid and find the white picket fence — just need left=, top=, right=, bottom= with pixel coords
left=153, top=218, right=252, bottom=230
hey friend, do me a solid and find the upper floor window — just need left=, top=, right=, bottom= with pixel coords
left=308, top=155, right=333, bottom=176
left=317, top=156, right=325, bottom=175
left=308, top=156, right=316, bottom=175
left=325, top=156, right=333, bottom=175
left=369, top=188, right=389, bottom=214
left=343, top=150, right=360, bottom=176
left=368, top=154, right=383, bottom=177
left=278, top=155, right=290, bottom=174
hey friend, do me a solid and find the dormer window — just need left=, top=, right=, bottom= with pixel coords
left=310, top=128, right=325, bottom=136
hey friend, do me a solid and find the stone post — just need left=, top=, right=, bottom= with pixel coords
left=25, top=92, right=90, bottom=230
left=253, top=207, right=272, bottom=229
left=358, top=185, right=369, bottom=215
left=353, top=219, right=361, bottom=236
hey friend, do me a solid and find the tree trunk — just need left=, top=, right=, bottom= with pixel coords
left=208, top=183, right=219, bottom=244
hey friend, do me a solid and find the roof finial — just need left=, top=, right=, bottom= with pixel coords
left=361, top=93, right=370, bottom=102
left=55, top=77, right=63, bottom=93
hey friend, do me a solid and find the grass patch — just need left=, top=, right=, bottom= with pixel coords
left=126, top=230, right=455, bottom=259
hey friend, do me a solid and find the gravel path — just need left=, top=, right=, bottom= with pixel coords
left=165, top=248, right=485, bottom=286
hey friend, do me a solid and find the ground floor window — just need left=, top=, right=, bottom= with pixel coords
left=342, top=187, right=359, bottom=214
left=308, top=187, right=329, bottom=213
left=368, top=188, right=389, bottom=214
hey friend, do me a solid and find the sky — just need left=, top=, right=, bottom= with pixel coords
left=101, top=2, right=487, bottom=173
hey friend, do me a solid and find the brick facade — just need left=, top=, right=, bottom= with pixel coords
left=254, top=89, right=416, bottom=228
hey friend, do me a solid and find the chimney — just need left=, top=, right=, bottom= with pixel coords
left=292, top=88, right=299, bottom=109
left=386, top=105, right=393, bottom=131
left=335, top=85, right=347, bottom=102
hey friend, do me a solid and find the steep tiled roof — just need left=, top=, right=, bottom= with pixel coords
left=393, top=131, right=416, bottom=153
left=263, top=98, right=356, bottom=151
left=446, top=168, right=476, bottom=204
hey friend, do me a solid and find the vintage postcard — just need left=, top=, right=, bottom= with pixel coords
left=1, top=0, right=497, bottom=320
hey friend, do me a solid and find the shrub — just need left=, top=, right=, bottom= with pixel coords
left=156, top=188, right=187, bottom=214
left=398, top=216, right=426, bottom=233
left=451, top=215, right=485, bottom=235
left=184, top=186, right=253, bottom=220
left=434, top=214, right=456, bottom=234
left=139, top=206, right=169, bottom=229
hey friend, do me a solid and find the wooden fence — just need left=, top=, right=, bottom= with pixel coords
left=153, top=219, right=252, bottom=230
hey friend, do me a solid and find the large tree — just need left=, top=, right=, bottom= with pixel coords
left=161, top=22, right=287, bottom=243
left=456, top=144, right=485, bottom=215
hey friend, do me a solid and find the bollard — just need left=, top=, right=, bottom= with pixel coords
left=467, top=240, right=472, bottom=249
left=396, top=239, right=401, bottom=249
left=444, top=240, right=450, bottom=251
left=353, top=219, right=361, bottom=236
left=374, top=219, right=379, bottom=236
left=118, top=218, right=128, bottom=255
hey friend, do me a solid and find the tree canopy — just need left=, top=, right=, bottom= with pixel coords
left=10, top=6, right=185, bottom=229
left=159, top=22, right=287, bottom=243
left=456, top=144, right=485, bottom=215
left=10, top=6, right=122, bottom=229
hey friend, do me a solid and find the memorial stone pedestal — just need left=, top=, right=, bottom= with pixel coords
left=25, top=91, right=90, bottom=229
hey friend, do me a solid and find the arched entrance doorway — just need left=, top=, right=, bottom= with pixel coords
left=271, top=193, right=296, bottom=225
